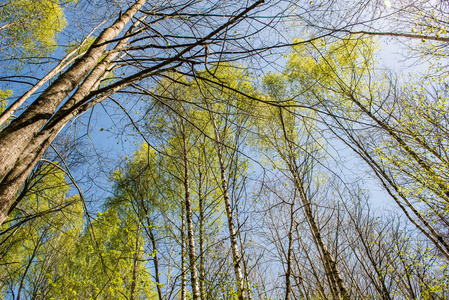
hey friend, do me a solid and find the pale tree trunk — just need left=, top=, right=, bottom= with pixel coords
left=238, top=223, right=252, bottom=300
left=295, top=175, right=348, bottom=300
left=181, top=124, right=201, bottom=300
left=284, top=201, right=295, bottom=300
left=277, top=108, right=349, bottom=300
left=210, top=116, right=246, bottom=300
left=0, top=0, right=147, bottom=226
left=146, top=217, right=163, bottom=300
left=198, top=170, right=206, bottom=300
left=130, top=222, right=141, bottom=300
left=181, top=205, right=187, bottom=300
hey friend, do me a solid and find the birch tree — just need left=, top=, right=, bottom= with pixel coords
left=0, top=0, right=265, bottom=226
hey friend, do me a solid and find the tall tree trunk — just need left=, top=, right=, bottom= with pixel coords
left=0, top=0, right=145, bottom=178
left=0, top=0, right=266, bottom=229
left=210, top=117, right=246, bottom=300
left=130, top=222, right=141, bottom=300
left=148, top=221, right=163, bottom=300
left=238, top=223, right=252, bottom=300
left=181, top=205, right=187, bottom=300
left=198, top=171, right=206, bottom=300
left=285, top=200, right=295, bottom=300
left=278, top=108, right=349, bottom=300
left=181, top=125, right=201, bottom=300
left=295, top=176, right=348, bottom=300
left=0, top=0, right=147, bottom=226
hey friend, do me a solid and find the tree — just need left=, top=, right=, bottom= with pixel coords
left=0, top=0, right=265, bottom=226
left=279, top=35, right=449, bottom=260
left=0, top=163, right=83, bottom=299
left=48, top=204, right=158, bottom=300
left=259, top=71, right=348, bottom=300
left=144, top=68, right=254, bottom=299
left=3, top=1, right=449, bottom=299
left=107, top=144, right=167, bottom=300
left=0, top=0, right=73, bottom=123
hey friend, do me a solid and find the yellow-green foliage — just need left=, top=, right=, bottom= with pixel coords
left=0, top=162, right=158, bottom=299
left=1, top=0, right=69, bottom=66
left=0, top=163, right=84, bottom=298
left=49, top=206, right=157, bottom=299
left=286, top=37, right=378, bottom=117
left=0, top=89, right=12, bottom=114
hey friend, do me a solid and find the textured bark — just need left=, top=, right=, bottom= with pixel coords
left=181, top=125, right=201, bottom=300
left=0, top=0, right=147, bottom=226
left=181, top=206, right=187, bottom=300
left=0, top=21, right=104, bottom=128
left=130, top=222, right=141, bottom=300
left=0, top=46, right=81, bottom=127
left=0, top=0, right=266, bottom=228
left=198, top=171, right=206, bottom=300
left=0, top=0, right=146, bottom=177
left=277, top=108, right=349, bottom=300
left=210, top=117, right=246, bottom=300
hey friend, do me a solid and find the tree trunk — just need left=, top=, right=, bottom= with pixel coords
left=146, top=219, right=163, bottom=300
left=0, top=0, right=147, bottom=226
left=181, top=124, right=201, bottom=300
left=285, top=201, right=295, bottom=300
left=295, top=177, right=348, bottom=300
left=198, top=171, right=206, bottom=300
left=210, top=117, right=246, bottom=300
left=130, top=222, right=141, bottom=300
left=277, top=107, right=349, bottom=300
left=181, top=205, right=187, bottom=300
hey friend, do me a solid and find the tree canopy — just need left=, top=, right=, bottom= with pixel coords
left=1, top=0, right=449, bottom=299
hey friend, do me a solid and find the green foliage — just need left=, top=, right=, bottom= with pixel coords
left=0, top=163, right=83, bottom=299
left=0, top=162, right=157, bottom=299
left=48, top=206, right=157, bottom=300
left=0, top=89, right=12, bottom=114
left=0, top=0, right=70, bottom=68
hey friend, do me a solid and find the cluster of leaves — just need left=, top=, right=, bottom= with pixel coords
left=0, top=162, right=158, bottom=299
left=0, top=0, right=70, bottom=69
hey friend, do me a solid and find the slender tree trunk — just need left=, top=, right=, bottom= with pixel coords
left=140, top=204, right=163, bottom=299
left=198, top=171, right=206, bottom=300
left=297, top=233, right=327, bottom=298
left=295, top=177, right=348, bottom=300
left=210, top=117, right=246, bottom=300
left=147, top=219, right=163, bottom=300
left=130, top=222, right=141, bottom=300
left=277, top=108, right=349, bottom=300
left=181, top=125, right=201, bottom=300
left=239, top=227, right=252, bottom=300
left=181, top=205, right=187, bottom=300
left=285, top=201, right=295, bottom=300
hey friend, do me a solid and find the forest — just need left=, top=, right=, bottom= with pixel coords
left=0, top=0, right=448, bottom=299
